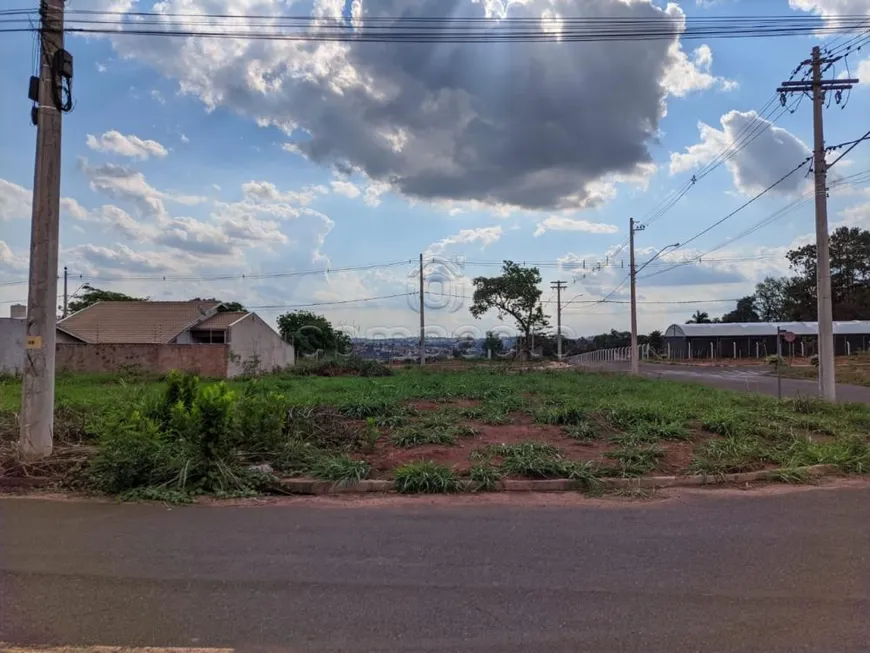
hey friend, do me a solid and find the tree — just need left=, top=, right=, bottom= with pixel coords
left=67, top=284, right=144, bottom=314
left=191, top=298, right=245, bottom=312
left=483, top=331, right=504, bottom=356
left=686, top=310, right=711, bottom=324
left=754, top=277, right=787, bottom=322
left=647, top=330, right=664, bottom=352
left=721, top=295, right=760, bottom=323
left=276, top=311, right=352, bottom=356
left=470, top=261, right=549, bottom=359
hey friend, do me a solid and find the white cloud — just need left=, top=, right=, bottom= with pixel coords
left=86, top=130, right=169, bottom=160
left=0, top=179, right=32, bottom=221
left=789, top=0, right=870, bottom=19
left=534, top=216, right=619, bottom=237
left=670, top=110, right=811, bottom=195
left=150, top=90, right=166, bottom=105
left=180, top=133, right=190, bottom=144
left=78, top=158, right=205, bottom=219
left=330, top=180, right=361, bottom=199
left=427, top=226, right=504, bottom=255
left=241, top=180, right=319, bottom=205
left=662, top=43, right=737, bottom=97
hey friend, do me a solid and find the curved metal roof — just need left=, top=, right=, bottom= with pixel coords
left=664, top=321, right=870, bottom=338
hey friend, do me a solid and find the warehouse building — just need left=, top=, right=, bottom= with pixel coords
left=662, top=321, right=870, bottom=360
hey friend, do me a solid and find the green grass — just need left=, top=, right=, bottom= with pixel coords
left=605, top=445, right=665, bottom=477
left=469, top=463, right=503, bottom=491
left=393, top=461, right=461, bottom=493
left=389, top=426, right=457, bottom=448
left=3, top=364, right=870, bottom=497
left=563, top=420, right=597, bottom=442
left=310, top=455, right=371, bottom=484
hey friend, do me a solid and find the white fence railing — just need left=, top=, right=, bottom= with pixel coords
left=574, top=343, right=650, bottom=365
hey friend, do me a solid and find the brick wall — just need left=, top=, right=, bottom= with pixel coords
left=56, top=343, right=229, bottom=377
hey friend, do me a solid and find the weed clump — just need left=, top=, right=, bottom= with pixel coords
left=393, top=461, right=461, bottom=493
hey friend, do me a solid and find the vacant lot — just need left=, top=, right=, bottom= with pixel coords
left=2, top=362, right=869, bottom=499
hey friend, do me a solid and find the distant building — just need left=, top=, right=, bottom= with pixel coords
left=663, top=321, right=870, bottom=359
left=0, top=300, right=294, bottom=377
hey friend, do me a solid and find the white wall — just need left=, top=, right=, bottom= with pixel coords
left=0, top=318, right=25, bottom=374
left=227, top=313, right=295, bottom=377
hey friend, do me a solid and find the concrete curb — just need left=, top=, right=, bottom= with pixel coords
left=280, top=464, right=840, bottom=495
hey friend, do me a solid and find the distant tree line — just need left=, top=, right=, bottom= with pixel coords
left=688, top=226, right=870, bottom=324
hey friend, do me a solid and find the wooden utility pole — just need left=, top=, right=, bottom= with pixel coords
left=629, top=217, right=644, bottom=376
left=20, top=0, right=68, bottom=460
left=550, top=280, right=567, bottom=360
left=778, top=47, right=858, bottom=401
left=419, top=253, right=425, bottom=366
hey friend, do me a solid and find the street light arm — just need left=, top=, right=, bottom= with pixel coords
left=635, top=243, right=680, bottom=275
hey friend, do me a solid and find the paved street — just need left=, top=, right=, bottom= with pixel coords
left=573, top=360, right=870, bottom=403
left=2, top=486, right=869, bottom=652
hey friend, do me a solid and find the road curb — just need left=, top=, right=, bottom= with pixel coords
left=280, top=464, right=840, bottom=495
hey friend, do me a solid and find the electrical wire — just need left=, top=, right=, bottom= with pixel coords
left=2, top=12, right=869, bottom=42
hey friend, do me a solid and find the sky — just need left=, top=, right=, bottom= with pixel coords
left=1, top=0, right=869, bottom=343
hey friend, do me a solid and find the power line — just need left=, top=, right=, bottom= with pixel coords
left=643, top=154, right=814, bottom=274
left=2, top=13, right=869, bottom=42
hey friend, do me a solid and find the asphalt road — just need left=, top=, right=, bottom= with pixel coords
left=2, top=487, right=869, bottom=653
left=574, top=360, right=870, bottom=403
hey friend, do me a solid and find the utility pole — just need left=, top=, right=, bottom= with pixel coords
left=62, top=265, right=68, bottom=318
left=21, top=0, right=70, bottom=460
left=629, top=217, right=645, bottom=376
left=550, top=280, right=567, bottom=360
left=419, top=253, right=425, bottom=366
left=778, top=46, right=858, bottom=401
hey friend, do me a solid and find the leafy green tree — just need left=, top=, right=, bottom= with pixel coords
left=686, top=310, right=711, bottom=324
left=67, top=284, right=144, bottom=314
left=191, top=298, right=246, bottom=312
left=647, top=330, right=664, bottom=352
left=754, top=277, right=787, bottom=322
left=469, top=261, right=549, bottom=359
left=483, top=331, right=504, bottom=356
left=721, top=296, right=760, bottom=323
left=276, top=310, right=352, bottom=356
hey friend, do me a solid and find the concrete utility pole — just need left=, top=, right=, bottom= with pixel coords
left=778, top=47, right=858, bottom=401
left=62, top=265, right=68, bottom=318
left=550, top=280, right=567, bottom=360
left=419, top=253, right=425, bottom=366
left=21, top=0, right=68, bottom=460
left=629, top=218, right=644, bottom=376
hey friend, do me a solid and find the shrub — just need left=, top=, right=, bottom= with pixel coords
left=291, top=357, right=392, bottom=377
left=88, top=410, right=181, bottom=494
left=765, top=354, right=786, bottom=367
left=311, top=455, right=371, bottom=484
left=393, top=461, right=461, bottom=493
left=361, top=417, right=380, bottom=453
left=810, top=354, right=819, bottom=367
